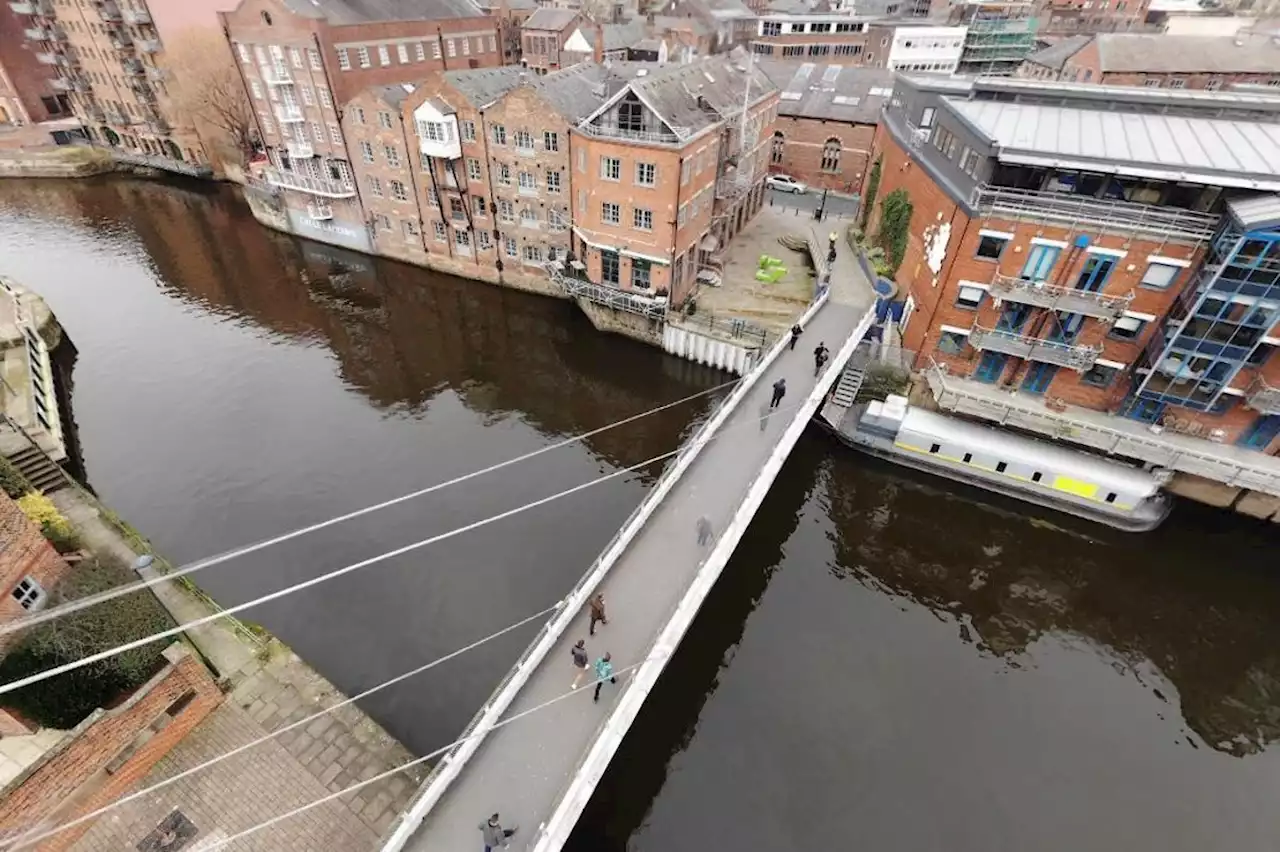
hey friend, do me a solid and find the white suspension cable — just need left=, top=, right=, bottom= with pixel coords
left=0, top=603, right=561, bottom=851
left=0, top=397, right=802, bottom=698
left=0, top=379, right=738, bottom=639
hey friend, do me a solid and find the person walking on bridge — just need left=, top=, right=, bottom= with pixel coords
left=587, top=593, right=608, bottom=636
left=696, top=515, right=714, bottom=547
left=570, top=638, right=590, bottom=689
left=789, top=322, right=803, bottom=350
left=592, top=652, right=617, bottom=703
left=814, top=342, right=830, bottom=377
left=770, top=377, right=787, bottom=409
left=480, top=813, right=517, bottom=850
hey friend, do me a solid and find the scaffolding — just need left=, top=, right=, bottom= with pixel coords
left=954, top=3, right=1037, bottom=76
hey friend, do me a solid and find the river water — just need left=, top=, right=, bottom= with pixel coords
left=1, top=178, right=1278, bottom=851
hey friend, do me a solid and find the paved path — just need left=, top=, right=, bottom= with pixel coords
left=406, top=298, right=870, bottom=852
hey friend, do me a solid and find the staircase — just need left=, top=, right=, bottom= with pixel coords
left=821, top=362, right=867, bottom=430
left=5, top=442, right=66, bottom=494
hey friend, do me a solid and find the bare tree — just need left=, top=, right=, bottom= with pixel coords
left=162, top=28, right=254, bottom=164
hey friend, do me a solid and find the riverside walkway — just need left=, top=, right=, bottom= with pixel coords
left=386, top=258, right=877, bottom=852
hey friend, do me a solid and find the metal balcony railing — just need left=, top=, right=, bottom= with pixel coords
left=95, top=1, right=122, bottom=22
left=24, top=25, right=61, bottom=40
left=109, top=30, right=133, bottom=49
left=1247, top=376, right=1280, bottom=416
left=263, top=167, right=356, bottom=198
left=274, top=104, right=304, bottom=123
left=112, top=150, right=213, bottom=178
left=546, top=263, right=669, bottom=320
left=262, top=65, right=292, bottom=85
left=578, top=121, right=683, bottom=146
left=122, top=7, right=150, bottom=23
left=146, top=66, right=169, bottom=82
left=988, top=273, right=1133, bottom=320
left=121, top=58, right=143, bottom=75
left=9, top=0, right=54, bottom=14
left=286, top=140, right=314, bottom=159
left=136, top=38, right=160, bottom=54
left=968, top=324, right=1102, bottom=370
left=970, top=184, right=1219, bottom=244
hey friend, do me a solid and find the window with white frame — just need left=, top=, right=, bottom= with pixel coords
left=499, top=198, right=514, bottom=221
left=548, top=208, right=565, bottom=230
left=462, top=120, right=476, bottom=142
left=456, top=229, right=471, bottom=248
left=955, top=284, right=985, bottom=309
left=403, top=219, right=419, bottom=240
left=319, top=88, right=332, bottom=109
left=492, top=124, right=506, bottom=145
left=301, top=85, right=314, bottom=106
left=1140, top=262, right=1180, bottom=290
left=602, top=202, right=620, bottom=224
left=521, top=206, right=538, bottom=226
left=378, top=45, right=391, bottom=66
left=385, top=145, right=400, bottom=167
left=369, top=176, right=383, bottom=197
left=1110, top=315, right=1147, bottom=340
left=505, top=236, right=518, bottom=256
left=236, top=43, right=251, bottom=63
left=434, top=220, right=447, bottom=240
left=633, top=207, right=653, bottom=230
left=250, top=79, right=263, bottom=100
left=937, top=329, right=968, bottom=355
left=379, top=111, right=393, bottom=129
left=311, top=121, right=323, bottom=143
left=632, top=258, right=652, bottom=289
left=391, top=179, right=407, bottom=200
left=10, top=577, right=44, bottom=611
left=462, top=37, right=471, bottom=55
left=518, top=171, right=536, bottom=191
left=329, top=123, right=341, bottom=144
left=467, top=158, right=482, bottom=180
left=601, top=157, right=620, bottom=180
left=544, top=131, right=559, bottom=151
left=433, top=40, right=442, bottom=59
left=337, top=48, right=351, bottom=70
left=515, top=130, right=533, bottom=151
left=353, top=107, right=366, bottom=124
left=416, top=42, right=426, bottom=62
left=523, top=244, right=543, bottom=262
left=309, top=48, right=322, bottom=70
left=546, top=170, right=560, bottom=193
left=478, top=230, right=492, bottom=250
left=260, top=113, right=274, bottom=135
left=417, top=120, right=450, bottom=143
left=357, top=46, right=371, bottom=68
left=397, top=43, right=409, bottom=63
left=635, top=162, right=656, bottom=186
left=360, top=140, right=374, bottom=163
left=474, top=195, right=487, bottom=216
left=290, top=47, right=303, bottom=68
left=497, top=163, right=511, bottom=185
left=447, top=38, right=457, bottom=57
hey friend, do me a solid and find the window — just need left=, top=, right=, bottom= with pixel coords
left=515, top=130, right=533, bottom=150
left=975, top=234, right=1007, bottom=260
left=250, top=79, right=263, bottom=100
left=403, top=220, right=419, bottom=240
left=548, top=208, right=566, bottom=230
left=456, top=229, right=470, bottom=249
left=378, top=45, right=391, bottom=66
left=391, top=179, right=407, bottom=200
left=10, top=577, right=44, bottom=611
left=329, top=123, right=342, bottom=144
left=378, top=111, right=393, bottom=129
left=1081, top=362, right=1120, bottom=387
left=311, top=121, right=324, bottom=143
left=636, top=162, right=656, bottom=186
left=337, top=48, right=351, bottom=70
left=447, top=38, right=457, bottom=57
left=384, top=145, right=400, bottom=168
left=929, top=443, right=941, bottom=453
left=956, top=284, right=985, bottom=309
left=820, top=138, right=840, bottom=173
left=492, top=124, right=506, bottom=145
left=467, top=157, right=481, bottom=180
left=319, top=88, right=332, bottom=109
left=237, top=43, right=251, bottom=63
left=353, top=107, right=366, bottom=124
left=369, top=176, right=383, bottom=197
left=1144, top=78, right=1161, bottom=88
left=1169, top=78, right=1186, bottom=89
left=1140, top=262, right=1180, bottom=290
left=301, top=86, right=315, bottom=106
left=937, top=330, right=967, bottom=355
left=518, top=171, right=536, bottom=191
left=546, top=170, right=561, bottom=193
left=996, top=462, right=1008, bottom=473
left=632, top=258, right=652, bottom=289
left=290, top=47, right=303, bottom=68
left=521, top=206, right=538, bottom=226
left=762, top=21, right=782, bottom=35
left=1032, top=471, right=1043, bottom=483
left=602, top=202, right=620, bottom=224
left=633, top=207, right=653, bottom=230
left=309, top=48, right=322, bottom=70
left=432, top=40, right=443, bottom=59
left=474, top=195, right=487, bottom=215
left=1105, top=492, right=1117, bottom=504
left=1110, top=315, right=1147, bottom=341
left=1206, top=77, right=1223, bottom=91
left=415, top=42, right=426, bottom=62
left=544, top=131, right=559, bottom=152
left=932, top=125, right=958, bottom=159
left=522, top=244, right=543, bottom=262
left=601, top=157, right=621, bottom=180
left=462, top=120, right=476, bottom=142
left=360, top=140, right=374, bottom=163
left=477, top=230, right=492, bottom=250
left=771, top=131, right=784, bottom=165
left=497, top=163, right=511, bottom=185
left=505, top=236, right=518, bottom=257
left=499, top=199, right=514, bottom=221
left=434, top=221, right=447, bottom=240
left=397, top=43, right=409, bottom=64
left=602, top=250, right=620, bottom=284
left=357, top=46, right=371, bottom=68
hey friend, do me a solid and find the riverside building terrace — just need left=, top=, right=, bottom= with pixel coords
left=865, top=74, right=1280, bottom=504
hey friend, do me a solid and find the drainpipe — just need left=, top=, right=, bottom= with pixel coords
left=671, top=153, right=686, bottom=306
left=479, top=107, right=502, bottom=279
left=397, top=108, right=430, bottom=256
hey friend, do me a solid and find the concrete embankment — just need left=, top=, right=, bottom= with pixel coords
left=0, top=147, right=117, bottom=179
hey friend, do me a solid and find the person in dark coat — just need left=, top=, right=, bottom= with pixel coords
left=570, top=639, right=590, bottom=689
left=770, top=378, right=787, bottom=409
left=813, top=342, right=830, bottom=377
left=696, top=515, right=713, bottom=546
left=789, top=323, right=803, bottom=350
left=587, top=593, right=607, bottom=636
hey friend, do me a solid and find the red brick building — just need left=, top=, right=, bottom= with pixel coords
left=520, top=8, right=580, bottom=74
left=862, top=75, right=1280, bottom=454
left=0, top=1, right=66, bottom=127
left=759, top=61, right=892, bottom=195
left=1020, top=32, right=1280, bottom=89
left=0, top=493, right=68, bottom=635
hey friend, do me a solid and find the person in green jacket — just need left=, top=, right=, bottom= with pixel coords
left=593, top=652, right=617, bottom=703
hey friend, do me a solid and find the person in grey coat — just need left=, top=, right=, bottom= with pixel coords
left=480, top=813, right=517, bottom=850
left=696, top=515, right=713, bottom=546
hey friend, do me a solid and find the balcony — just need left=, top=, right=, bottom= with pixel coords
left=112, top=150, right=213, bottom=178
left=262, top=65, right=292, bottom=85
left=274, top=104, right=304, bottom=123
left=714, top=170, right=753, bottom=202
left=968, top=325, right=1102, bottom=370
left=578, top=121, right=681, bottom=146
left=988, top=273, right=1133, bottom=321
left=306, top=202, right=334, bottom=221
left=9, top=0, right=54, bottom=14
left=969, top=184, right=1219, bottom=245
left=1247, top=377, right=1280, bottom=416
left=95, top=1, right=122, bottom=22
left=286, top=140, right=314, bottom=159
left=136, top=38, right=161, bottom=54
left=146, top=66, right=169, bottom=82
left=122, top=7, right=150, bottom=23
left=82, top=106, right=106, bottom=122
left=262, top=167, right=355, bottom=198
left=130, top=80, right=156, bottom=102
left=109, top=29, right=133, bottom=50
left=121, top=58, right=144, bottom=75
left=35, top=51, right=64, bottom=65
left=24, top=25, right=62, bottom=40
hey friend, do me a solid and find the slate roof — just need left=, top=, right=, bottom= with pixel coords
left=442, top=66, right=528, bottom=108
left=530, top=63, right=631, bottom=122
left=370, top=82, right=420, bottom=109
left=651, top=14, right=712, bottom=36
left=1095, top=33, right=1280, bottom=74
left=279, top=0, right=486, bottom=23
left=612, top=52, right=777, bottom=139
left=1022, top=34, right=1091, bottom=70
left=758, top=60, right=895, bottom=124
left=523, top=7, right=579, bottom=30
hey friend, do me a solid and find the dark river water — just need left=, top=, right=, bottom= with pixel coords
left=2, top=178, right=1279, bottom=851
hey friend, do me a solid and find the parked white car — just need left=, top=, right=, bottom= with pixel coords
left=767, top=174, right=807, bottom=194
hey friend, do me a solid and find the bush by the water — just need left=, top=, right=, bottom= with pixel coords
left=0, top=458, right=32, bottom=499
left=16, top=491, right=80, bottom=554
left=0, top=553, right=176, bottom=729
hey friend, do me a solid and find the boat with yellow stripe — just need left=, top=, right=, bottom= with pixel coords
left=819, top=394, right=1172, bottom=532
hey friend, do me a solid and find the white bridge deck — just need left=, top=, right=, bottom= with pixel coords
left=385, top=293, right=876, bottom=852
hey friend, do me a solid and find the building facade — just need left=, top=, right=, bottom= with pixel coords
left=1021, top=33, right=1280, bottom=89
left=1032, top=0, right=1153, bottom=35
left=884, top=24, right=967, bottom=73
left=949, top=0, right=1037, bottom=75
left=0, top=0, right=67, bottom=127
left=862, top=76, right=1280, bottom=458
left=520, top=8, right=581, bottom=74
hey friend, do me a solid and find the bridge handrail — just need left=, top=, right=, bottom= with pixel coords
left=530, top=300, right=879, bottom=851
left=380, top=294, right=825, bottom=852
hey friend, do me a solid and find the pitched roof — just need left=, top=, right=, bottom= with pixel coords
left=604, top=18, right=650, bottom=51
left=758, top=61, right=895, bottom=124
left=442, top=66, right=528, bottom=107
left=279, top=0, right=486, bottom=23
left=651, top=14, right=712, bottom=36
left=523, top=7, right=578, bottom=30
left=1095, top=33, right=1280, bottom=74
left=531, top=63, right=629, bottom=121
left=370, top=82, right=420, bottom=108
left=1023, top=34, right=1092, bottom=70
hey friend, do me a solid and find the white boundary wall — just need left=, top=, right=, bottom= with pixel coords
left=662, top=324, right=759, bottom=376
left=380, top=291, right=841, bottom=852
left=532, top=303, right=877, bottom=850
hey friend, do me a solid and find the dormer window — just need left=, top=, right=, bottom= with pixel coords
left=618, top=94, right=644, bottom=132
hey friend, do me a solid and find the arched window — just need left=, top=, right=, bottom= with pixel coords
left=770, top=131, right=784, bottom=165
left=821, top=138, right=841, bottom=173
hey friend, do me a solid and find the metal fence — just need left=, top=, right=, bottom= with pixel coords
left=673, top=310, right=771, bottom=349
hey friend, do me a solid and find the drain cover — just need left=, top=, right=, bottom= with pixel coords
left=136, top=809, right=198, bottom=852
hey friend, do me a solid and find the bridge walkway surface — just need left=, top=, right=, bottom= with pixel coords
left=395, top=289, right=875, bottom=851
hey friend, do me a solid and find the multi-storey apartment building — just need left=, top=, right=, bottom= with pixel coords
left=520, top=8, right=580, bottom=74
left=7, top=0, right=221, bottom=174
left=949, top=0, right=1037, bottom=75
left=863, top=75, right=1280, bottom=459
left=884, top=24, right=967, bottom=73
left=748, top=11, right=887, bottom=63
left=0, top=0, right=67, bottom=127
left=760, top=61, right=893, bottom=193
left=1031, top=0, right=1154, bottom=35
left=223, top=0, right=505, bottom=252
left=1019, top=33, right=1280, bottom=89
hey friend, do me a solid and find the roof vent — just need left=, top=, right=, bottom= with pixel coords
left=637, top=68, right=648, bottom=76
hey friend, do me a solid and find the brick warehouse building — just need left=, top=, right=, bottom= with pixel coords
left=862, top=75, right=1280, bottom=454
left=760, top=61, right=893, bottom=195
left=0, top=0, right=67, bottom=127
left=223, top=0, right=507, bottom=252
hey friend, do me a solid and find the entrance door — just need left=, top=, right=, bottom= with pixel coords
left=1021, top=362, right=1059, bottom=394
left=1239, top=414, right=1280, bottom=450
left=1124, top=396, right=1164, bottom=423
left=996, top=303, right=1034, bottom=332
left=975, top=352, right=1009, bottom=383
left=1075, top=255, right=1117, bottom=292
left=1021, top=244, right=1060, bottom=282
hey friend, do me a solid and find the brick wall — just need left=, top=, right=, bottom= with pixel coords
left=0, top=2, right=63, bottom=125
left=772, top=114, right=875, bottom=194
left=345, top=88, right=424, bottom=265
left=0, top=645, right=222, bottom=852
left=0, top=493, right=70, bottom=634
left=1058, top=39, right=1276, bottom=88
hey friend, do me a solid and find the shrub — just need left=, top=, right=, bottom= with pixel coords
left=875, top=189, right=913, bottom=276
left=0, top=458, right=32, bottom=499
left=859, top=157, right=881, bottom=232
left=16, top=492, right=79, bottom=553
left=0, top=553, right=176, bottom=729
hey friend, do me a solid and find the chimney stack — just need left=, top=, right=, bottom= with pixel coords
left=594, top=23, right=605, bottom=63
